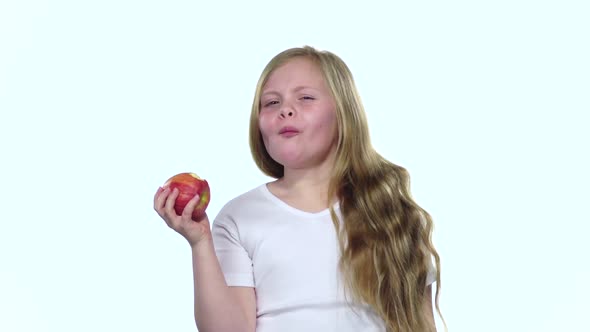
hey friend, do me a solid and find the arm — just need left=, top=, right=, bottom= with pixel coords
left=192, top=236, right=256, bottom=332
left=154, top=187, right=256, bottom=332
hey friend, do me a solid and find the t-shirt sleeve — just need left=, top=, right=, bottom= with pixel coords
left=211, top=214, right=255, bottom=288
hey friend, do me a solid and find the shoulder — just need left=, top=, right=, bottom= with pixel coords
left=211, top=183, right=274, bottom=247
left=220, top=184, right=266, bottom=213
left=216, top=183, right=268, bottom=216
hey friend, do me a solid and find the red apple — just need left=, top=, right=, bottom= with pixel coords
left=163, top=172, right=210, bottom=221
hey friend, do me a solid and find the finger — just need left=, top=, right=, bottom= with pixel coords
left=153, top=186, right=164, bottom=202
left=154, top=188, right=176, bottom=229
left=153, top=186, right=170, bottom=213
left=164, top=187, right=180, bottom=216
left=181, top=193, right=201, bottom=220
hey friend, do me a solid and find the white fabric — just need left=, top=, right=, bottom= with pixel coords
left=211, top=183, right=436, bottom=332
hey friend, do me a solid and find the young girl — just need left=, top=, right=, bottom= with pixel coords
left=154, top=46, right=444, bottom=332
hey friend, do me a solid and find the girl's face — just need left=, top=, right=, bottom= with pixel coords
left=258, top=57, right=338, bottom=170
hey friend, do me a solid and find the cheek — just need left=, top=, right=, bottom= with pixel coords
left=258, top=113, right=275, bottom=145
left=315, top=110, right=338, bottom=138
left=258, top=113, right=271, bottom=137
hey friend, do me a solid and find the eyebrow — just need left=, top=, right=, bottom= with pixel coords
left=261, top=86, right=317, bottom=97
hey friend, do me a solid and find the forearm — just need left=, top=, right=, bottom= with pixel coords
left=192, top=237, right=248, bottom=332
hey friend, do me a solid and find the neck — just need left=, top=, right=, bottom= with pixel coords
left=274, top=152, right=337, bottom=206
left=279, top=170, right=331, bottom=196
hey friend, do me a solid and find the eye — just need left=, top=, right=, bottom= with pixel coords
left=300, top=96, right=315, bottom=101
left=263, top=100, right=279, bottom=107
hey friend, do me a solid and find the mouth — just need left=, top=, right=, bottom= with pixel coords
left=279, top=126, right=300, bottom=135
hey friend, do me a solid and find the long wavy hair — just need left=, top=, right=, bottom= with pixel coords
left=249, top=46, right=446, bottom=332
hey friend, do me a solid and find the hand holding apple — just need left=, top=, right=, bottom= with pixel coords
left=162, top=172, right=211, bottom=221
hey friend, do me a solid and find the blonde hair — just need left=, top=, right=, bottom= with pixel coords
left=249, top=46, right=446, bottom=332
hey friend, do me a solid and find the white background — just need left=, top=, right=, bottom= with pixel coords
left=1, top=1, right=588, bottom=331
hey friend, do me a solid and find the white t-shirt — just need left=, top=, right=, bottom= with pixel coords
left=211, top=183, right=436, bottom=332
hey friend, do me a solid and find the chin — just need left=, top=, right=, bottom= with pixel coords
left=274, top=157, right=302, bottom=169
left=276, top=156, right=320, bottom=170
left=268, top=146, right=334, bottom=171
left=268, top=147, right=300, bottom=165
left=271, top=154, right=305, bottom=169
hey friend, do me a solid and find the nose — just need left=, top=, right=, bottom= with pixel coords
left=280, top=110, right=293, bottom=118
left=279, top=104, right=295, bottom=119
